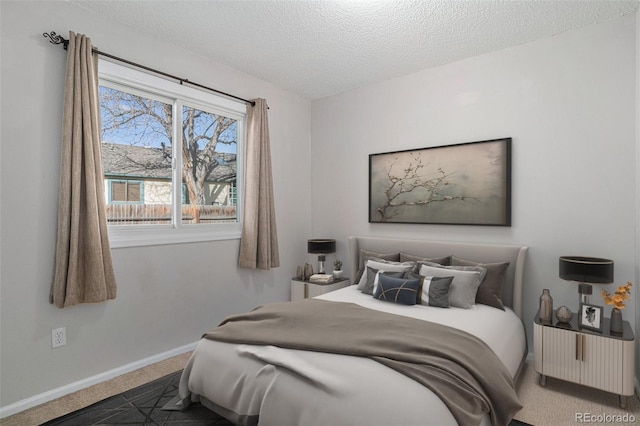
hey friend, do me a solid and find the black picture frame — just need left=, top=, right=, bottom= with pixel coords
left=579, top=303, right=603, bottom=332
left=369, top=138, right=511, bottom=226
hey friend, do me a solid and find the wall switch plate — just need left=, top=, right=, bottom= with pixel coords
left=52, top=327, right=67, bottom=348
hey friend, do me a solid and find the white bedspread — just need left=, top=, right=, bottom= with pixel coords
left=318, top=286, right=526, bottom=377
left=179, top=286, right=526, bottom=426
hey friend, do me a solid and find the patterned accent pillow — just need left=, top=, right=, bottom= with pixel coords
left=451, top=256, right=509, bottom=311
left=373, top=274, right=421, bottom=305
left=406, top=272, right=452, bottom=308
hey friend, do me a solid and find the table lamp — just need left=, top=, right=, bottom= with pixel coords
left=307, top=239, right=336, bottom=274
left=559, top=256, right=613, bottom=305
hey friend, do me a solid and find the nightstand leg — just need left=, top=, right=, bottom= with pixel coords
left=539, top=374, right=546, bottom=386
left=619, top=395, right=627, bottom=409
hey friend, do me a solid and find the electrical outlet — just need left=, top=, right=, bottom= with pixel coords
left=52, top=327, right=67, bottom=348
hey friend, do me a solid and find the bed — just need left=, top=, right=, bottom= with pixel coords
left=178, top=236, right=529, bottom=426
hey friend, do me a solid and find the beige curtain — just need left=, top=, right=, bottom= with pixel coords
left=50, top=32, right=117, bottom=308
left=238, top=99, right=280, bottom=270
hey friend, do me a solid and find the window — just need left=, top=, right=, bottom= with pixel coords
left=109, top=180, right=143, bottom=204
left=99, top=60, right=245, bottom=247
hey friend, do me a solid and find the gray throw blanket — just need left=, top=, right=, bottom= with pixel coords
left=203, top=299, right=522, bottom=426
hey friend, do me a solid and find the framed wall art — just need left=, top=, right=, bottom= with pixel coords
left=578, top=303, right=603, bottom=332
left=369, top=138, right=511, bottom=226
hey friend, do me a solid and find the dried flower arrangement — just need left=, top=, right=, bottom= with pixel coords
left=601, top=282, right=633, bottom=310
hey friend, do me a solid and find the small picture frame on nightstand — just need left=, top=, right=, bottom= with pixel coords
left=579, top=303, right=603, bottom=332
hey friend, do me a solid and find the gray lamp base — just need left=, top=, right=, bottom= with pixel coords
left=578, top=282, right=592, bottom=304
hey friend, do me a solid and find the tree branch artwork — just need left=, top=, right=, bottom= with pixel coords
left=376, top=154, right=474, bottom=221
left=369, top=138, right=511, bottom=226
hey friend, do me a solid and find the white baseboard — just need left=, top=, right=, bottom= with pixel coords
left=0, top=341, right=197, bottom=419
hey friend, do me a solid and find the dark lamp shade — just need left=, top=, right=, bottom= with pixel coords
left=307, top=239, right=336, bottom=254
left=559, top=256, right=613, bottom=284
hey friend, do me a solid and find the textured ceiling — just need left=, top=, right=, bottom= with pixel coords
left=68, top=0, right=639, bottom=100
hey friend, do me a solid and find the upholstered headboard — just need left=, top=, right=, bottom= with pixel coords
left=348, top=236, right=529, bottom=319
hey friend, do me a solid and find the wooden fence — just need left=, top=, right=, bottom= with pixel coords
left=106, top=204, right=237, bottom=225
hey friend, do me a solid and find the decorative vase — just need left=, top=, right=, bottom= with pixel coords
left=296, top=266, right=304, bottom=280
left=303, top=263, right=314, bottom=281
left=333, top=269, right=344, bottom=279
left=610, top=308, right=623, bottom=334
left=539, top=289, right=553, bottom=323
left=555, top=305, right=572, bottom=323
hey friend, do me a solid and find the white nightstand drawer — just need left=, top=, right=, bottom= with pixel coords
left=290, top=278, right=350, bottom=301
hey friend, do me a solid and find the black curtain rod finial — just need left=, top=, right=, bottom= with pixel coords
left=43, top=31, right=68, bottom=49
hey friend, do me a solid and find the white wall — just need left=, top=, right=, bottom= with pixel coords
left=312, top=14, right=637, bottom=365
left=0, top=1, right=311, bottom=410
left=636, top=8, right=640, bottom=394
left=1, top=1, right=637, bottom=414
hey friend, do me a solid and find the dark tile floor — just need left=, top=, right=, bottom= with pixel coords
left=41, top=371, right=233, bottom=425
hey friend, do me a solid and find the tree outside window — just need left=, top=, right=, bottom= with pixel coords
left=98, top=60, right=245, bottom=247
left=99, top=84, right=239, bottom=226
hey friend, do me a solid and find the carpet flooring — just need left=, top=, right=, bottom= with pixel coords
left=39, top=370, right=534, bottom=426
left=6, top=355, right=639, bottom=426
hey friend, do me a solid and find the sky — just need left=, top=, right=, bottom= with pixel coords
left=100, top=86, right=237, bottom=154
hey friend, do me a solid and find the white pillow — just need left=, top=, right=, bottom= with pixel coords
left=356, top=259, right=415, bottom=292
left=418, top=264, right=485, bottom=309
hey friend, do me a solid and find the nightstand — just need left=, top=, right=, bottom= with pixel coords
left=290, top=277, right=350, bottom=301
left=533, top=309, right=635, bottom=408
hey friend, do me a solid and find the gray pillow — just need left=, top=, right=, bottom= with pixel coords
left=354, top=249, right=400, bottom=284
left=418, top=264, right=485, bottom=309
left=362, top=267, right=408, bottom=296
left=400, top=252, right=451, bottom=267
left=451, top=256, right=509, bottom=311
left=356, top=258, right=415, bottom=291
left=406, top=272, right=452, bottom=308
left=417, top=261, right=487, bottom=282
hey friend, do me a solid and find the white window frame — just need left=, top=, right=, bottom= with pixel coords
left=99, top=59, right=245, bottom=248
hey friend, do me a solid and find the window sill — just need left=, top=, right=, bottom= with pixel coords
left=108, top=226, right=241, bottom=248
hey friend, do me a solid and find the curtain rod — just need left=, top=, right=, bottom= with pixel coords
left=43, top=31, right=256, bottom=107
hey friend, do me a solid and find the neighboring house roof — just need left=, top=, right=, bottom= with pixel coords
left=102, top=142, right=236, bottom=182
